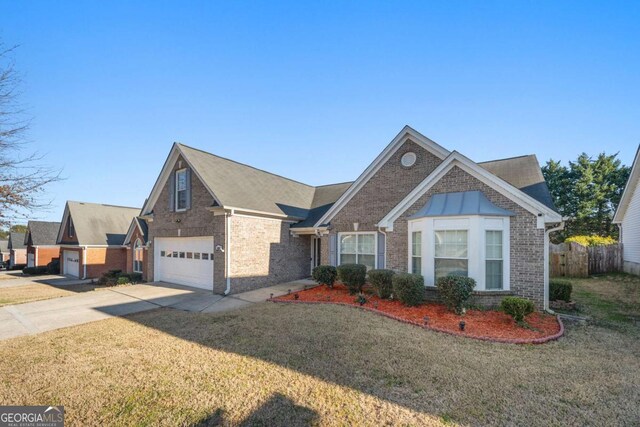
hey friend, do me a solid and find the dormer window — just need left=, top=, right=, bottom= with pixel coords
left=175, top=169, right=188, bottom=211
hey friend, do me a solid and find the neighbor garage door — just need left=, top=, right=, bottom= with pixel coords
left=154, top=237, right=214, bottom=290
left=63, top=250, right=80, bottom=278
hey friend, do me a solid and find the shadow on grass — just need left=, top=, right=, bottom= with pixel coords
left=192, top=393, right=318, bottom=427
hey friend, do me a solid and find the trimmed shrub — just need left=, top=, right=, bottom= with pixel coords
left=312, top=265, right=337, bottom=288
left=128, top=272, right=143, bottom=283
left=368, top=269, right=395, bottom=299
left=337, top=264, right=367, bottom=294
left=500, top=296, right=535, bottom=322
left=436, top=275, right=476, bottom=315
left=105, top=269, right=123, bottom=278
left=565, top=235, right=616, bottom=247
left=550, top=280, right=572, bottom=302
left=392, top=273, right=424, bottom=306
left=47, top=259, right=60, bottom=274
left=116, top=276, right=130, bottom=285
left=22, top=266, right=49, bottom=275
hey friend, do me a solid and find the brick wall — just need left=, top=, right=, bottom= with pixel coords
left=34, top=247, right=60, bottom=267
left=147, top=155, right=225, bottom=289
left=230, top=215, right=311, bottom=293
left=85, top=247, right=128, bottom=278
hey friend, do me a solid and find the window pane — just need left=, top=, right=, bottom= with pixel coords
left=340, top=253, right=357, bottom=265
left=412, top=256, right=421, bottom=275
left=194, top=252, right=200, bottom=260
left=358, top=254, right=376, bottom=271
left=435, top=230, right=467, bottom=258
left=435, top=259, right=468, bottom=281
left=160, top=251, right=165, bottom=257
left=412, top=231, right=421, bottom=257
left=340, top=234, right=357, bottom=254
left=486, top=230, right=503, bottom=259
left=202, top=253, right=209, bottom=260
left=357, top=234, right=375, bottom=255
left=176, top=170, right=187, bottom=191
left=486, top=260, right=503, bottom=290
left=179, top=252, right=185, bottom=258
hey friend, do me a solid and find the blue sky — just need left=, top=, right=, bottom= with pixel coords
left=2, top=1, right=639, bottom=224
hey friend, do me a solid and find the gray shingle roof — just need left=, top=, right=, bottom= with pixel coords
left=479, top=155, right=556, bottom=210
left=179, top=144, right=352, bottom=220
left=0, top=240, right=8, bottom=252
left=26, top=221, right=61, bottom=246
left=291, top=182, right=353, bottom=228
left=65, top=201, right=141, bottom=246
left=9, top=232, right=26, bottom=250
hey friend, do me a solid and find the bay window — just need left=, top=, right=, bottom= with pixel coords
left=339, top=233, right=376, bottom=270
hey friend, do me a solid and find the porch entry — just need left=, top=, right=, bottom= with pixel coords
left=310, top=236, right=321, bottom=274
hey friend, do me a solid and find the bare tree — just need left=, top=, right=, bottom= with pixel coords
left=0, top=41, right=61, bottom=226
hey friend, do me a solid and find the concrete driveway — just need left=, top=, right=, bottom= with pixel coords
left=0, top=279, right=313, bottom=341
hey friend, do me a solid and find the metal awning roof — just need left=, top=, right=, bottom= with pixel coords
left=409, top=191, right=515, bottom=218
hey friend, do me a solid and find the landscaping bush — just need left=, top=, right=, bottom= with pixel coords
left=367, top=269, right=395, bottom=299
left=312, top=265, right=337, bottom=288
left=105, top=269, right=123, bottom=278
left=116, top=276, right=130, bottom=285
left=337, top=264, right=367, bottom=294
left=22, top=266, right=48, bottom=275
left=127, top=272, right=143, bottom=283
left=392, top=273, right=424, bottom=306
left=436, top=275, right=476, bottom=315
left=565, top=235, right=617, bottom=247
left=500, top=296, right=535, bottom=323
left=550, top=280, right=572, bottom=302
left=47, top=259, right=60, bottom=274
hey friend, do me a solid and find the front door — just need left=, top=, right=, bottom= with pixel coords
left=310, top=236, right=321, bottom=274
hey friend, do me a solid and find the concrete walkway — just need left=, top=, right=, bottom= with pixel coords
left=0, top=279, right=314, bottom=341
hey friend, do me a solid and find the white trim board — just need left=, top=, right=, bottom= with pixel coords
left=613, top=145, right=640, bottom=224
left=377, top=152, right=563, bottom=231
left=314, top=126, right=451, bottom=227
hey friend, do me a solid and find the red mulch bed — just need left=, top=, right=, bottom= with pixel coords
left=271, top=284, right=563, bottom=344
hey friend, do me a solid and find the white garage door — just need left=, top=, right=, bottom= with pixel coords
left=154, top=237, right=214, bottom=290
left=63, top=250, right=80, bottom=278
left=27, top=253, right=35, bottom=268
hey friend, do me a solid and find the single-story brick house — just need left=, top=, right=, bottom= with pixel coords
left=8, top=232, right=27, bottom=269
left=139, top=126, right=562, bottom=309
left=56, top=201, right=140, bottom=279
left=25, top=221, right=61, bottom=268
left=123, top=217, right=149, bottom=280
left=613, top=145, right=640, bottom=275
left=0, top=240, right=8, bottom=266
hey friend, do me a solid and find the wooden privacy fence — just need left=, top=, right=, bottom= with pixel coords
left=550, top=242, right=623, bottom=278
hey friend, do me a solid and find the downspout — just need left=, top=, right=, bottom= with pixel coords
left=224, top=210, right=233, bottom=295
left=82, top=245, right=88, bottom=279
left=544, top=221, right=565, bottom=312
left=378, top=226, right=387, bottom=269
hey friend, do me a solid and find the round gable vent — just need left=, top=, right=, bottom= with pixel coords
left=401, top=152, right=417, bottom=167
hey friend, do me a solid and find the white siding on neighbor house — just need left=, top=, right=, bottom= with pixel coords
left=622, top=183, right=640, bottom=264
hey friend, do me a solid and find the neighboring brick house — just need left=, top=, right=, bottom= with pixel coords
left=8, top=232, right=27, bottom=269
left=25, top=221, right=61, bottom=268
left=613, top=145, right=640, bottom=275
left=123, top=217, right=149, bottom=280
left=56, top=201, right=140, bottom=279
left=0, top=240, right=9, bottom=267
left=140, top=126, right=562, bottom=309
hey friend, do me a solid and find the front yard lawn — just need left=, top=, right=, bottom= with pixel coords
left=0, top=282, right=115, bottom=307
left=0, top=276, right=638, bottom=426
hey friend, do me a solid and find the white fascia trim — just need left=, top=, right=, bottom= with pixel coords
left=613, top=145, right=640, bottom=224
left=313, top=126, right=451, bottom=228
left=55, top=203, right=71, bottom=244
left=208, top=206, right=303, bottom=221
left=123, top=219, right=142, bottom=246
left=141, top=144, right=223, bottom=215
left=290, top=227, right=329, bottom=235
left=378, top=152, right=562, bottom=231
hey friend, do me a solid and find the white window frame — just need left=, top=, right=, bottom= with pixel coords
left=337, top=232, right=377, bottom=270
left=408, top=216, right=510, bottom=291
left=133, top=238, right=144, bottom=273
left=411, top=230, right=422, bottom=275
left=175, top=168, right=188, bottom=212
